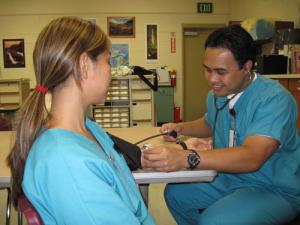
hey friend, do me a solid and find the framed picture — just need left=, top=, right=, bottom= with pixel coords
left=146, top=24, right=158, bottom=62
left=110, top=44, right=129, bottom=67
left=3, top=39, right=25, bottom=68
left=107, top=16, right=135, bottom=38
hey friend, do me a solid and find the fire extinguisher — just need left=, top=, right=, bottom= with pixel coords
left=170, top=71, right=176, bottom=87
left=173, top=106, right=180, bottom=123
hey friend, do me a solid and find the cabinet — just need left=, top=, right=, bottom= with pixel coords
left=266, top=75, right=300, bottom=130
left=92, top=75, right=155, bottom=128
left=0, top=79, right=30, bottom=108
left=93, top=77, right=130, bottom=128
left=131, top=76, right=155, bottom=127
left=154, top=86, right=174, bottom=124
left=0, top=79, right=30, bottom=130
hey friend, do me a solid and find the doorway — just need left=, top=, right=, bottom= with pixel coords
left=183, top=25, right=223, bottom=121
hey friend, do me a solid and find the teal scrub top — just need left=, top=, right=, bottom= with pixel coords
left=204, top=75, right=300, bottom=210
left=22, top=118, right=155, bottom=225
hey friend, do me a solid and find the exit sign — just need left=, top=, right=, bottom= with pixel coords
left=197, top=2, right=213, bottom=13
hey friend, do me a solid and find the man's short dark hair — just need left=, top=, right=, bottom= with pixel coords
left=205, top=25, right=256, bottom=69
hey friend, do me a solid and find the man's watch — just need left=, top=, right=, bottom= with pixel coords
left=187, top=149, right=201, bottom=169
left=176, top=140, right=188, bottom=150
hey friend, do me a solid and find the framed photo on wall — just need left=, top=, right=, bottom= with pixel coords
left=146, top=24, right=158, bottom=62
left=107, top=16, right=135, bottom=38
left=2, top=39, right=25, bottom=68
left=110, top=44, right=129, bottom=67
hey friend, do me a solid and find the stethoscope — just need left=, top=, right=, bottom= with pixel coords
left=212, top=93, right=237, bottom=148
left=212, top=70, right=255, bottom=148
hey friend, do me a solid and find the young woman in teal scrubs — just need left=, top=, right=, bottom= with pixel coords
left=7, top=17, right=155, bottom=225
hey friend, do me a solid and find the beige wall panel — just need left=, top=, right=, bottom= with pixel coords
left=0, top=0, right=229, bottom=15
left=0, top=0, right=298, bottom=119
left=229, top=0, right=300, bottom=26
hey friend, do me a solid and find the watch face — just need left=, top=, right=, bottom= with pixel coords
left=188, top=150, right=200, bottom=169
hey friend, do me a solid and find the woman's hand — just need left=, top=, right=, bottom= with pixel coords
left=185, top=138, right=212, bottom=150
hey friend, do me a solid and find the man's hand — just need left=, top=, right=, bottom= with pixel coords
left=160, top=123, right=181, bottom=142
left=141, top=145, right=189, bottom=172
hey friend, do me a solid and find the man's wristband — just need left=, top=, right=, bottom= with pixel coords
left=176, top=140, right=188, bottom=150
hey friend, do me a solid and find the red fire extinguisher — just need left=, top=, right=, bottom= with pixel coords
left=174, top=106, right=180, bottom=123
left=170, top=71, right=176, bottom=87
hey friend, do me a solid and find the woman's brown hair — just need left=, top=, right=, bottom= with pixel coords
left=7, top=16, right=110, bottom=206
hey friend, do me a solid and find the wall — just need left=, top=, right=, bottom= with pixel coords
left=0, top=0, right=300, bottom=117
left=229, top=0, right=300, bottom=25
left=0, top=1, right=300, bottom=224
left=0, top=0, right=229, bottom=112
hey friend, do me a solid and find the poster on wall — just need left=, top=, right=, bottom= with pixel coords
left=110, top=44, right=129, bottom=68
left=171, top=32, right=176, bottom=53
left=146, top=24, right=158, bottom=62
left=2, top=39, right=25, bottom=68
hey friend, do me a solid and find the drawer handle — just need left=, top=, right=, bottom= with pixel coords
left=133, top=123, right=137, bottom=126
left=297, top=87, right=300, bottom=91
left=132, top=102, right=137, bottom=105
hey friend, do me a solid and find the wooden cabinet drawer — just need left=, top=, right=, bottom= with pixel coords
left=132, top=90, right=151, bottom=100
left=289, top=79, right=300, bottom=92
left=0, top=83, right=20, bottom=92
left=132, top=121, right=153, bottom=127
left=0, top=95, right=20, bottom=104
left=272, top=78, right=289, bottom=89
left=131, top=79, right=151, bottom=89
left=132, top=101, right=152, bottom=120
left=270, top=77, right=300, bottom=130
left=290, top=91, right=300, bottom=130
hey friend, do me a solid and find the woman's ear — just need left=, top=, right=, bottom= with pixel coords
left=79, top=53, right=89, bottom=80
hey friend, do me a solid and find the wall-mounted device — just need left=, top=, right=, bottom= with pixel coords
left=156, top=66, right=170, bottom=86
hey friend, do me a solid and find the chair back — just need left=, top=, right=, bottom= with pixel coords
left=18, top=195, right=44, bottom=225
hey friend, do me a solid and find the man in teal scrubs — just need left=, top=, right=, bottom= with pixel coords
left=142, top=25, right=300, bottom=224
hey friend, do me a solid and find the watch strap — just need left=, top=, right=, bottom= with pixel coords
left=176, top=140, right=188, bottom=150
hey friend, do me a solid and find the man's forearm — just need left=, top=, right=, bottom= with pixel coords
left=180, top=118, right=212, bottom=138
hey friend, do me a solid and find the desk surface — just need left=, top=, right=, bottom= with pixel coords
left=0, top=127, right=216, bottom=188
left=133, top=169, right=216, bottom=184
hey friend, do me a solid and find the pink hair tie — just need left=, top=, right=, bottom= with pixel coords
left=35, top=85, right=48, bottom=94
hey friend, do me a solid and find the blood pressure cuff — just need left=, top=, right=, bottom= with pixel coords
left=108, top=133, right=142, bottom=171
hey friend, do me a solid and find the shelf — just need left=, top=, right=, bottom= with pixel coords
left=0, top=102, right=20, bottom=107
left=263, top=74, right=300, bottom=79
left=132, top=119, right=152, bottom=122
left=103, top=100, right=130, bottom=106
left=0, top=92, right=19, bottom=95
left=93, top=75, right=154, bottom=127
left=132, top=89, right=150, bottom=92
left=132, top=99, right=151, bottom=102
